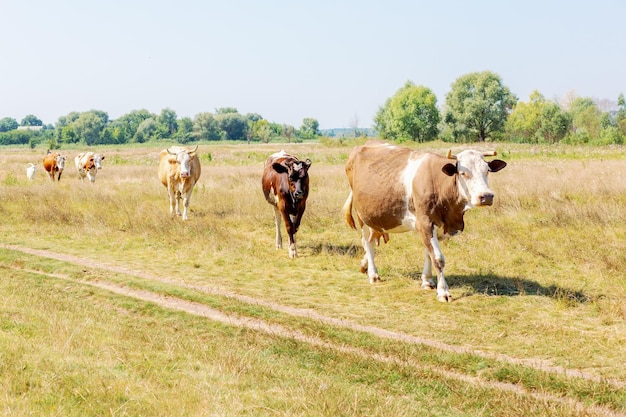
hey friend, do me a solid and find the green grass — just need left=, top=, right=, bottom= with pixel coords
left=1, top=141, right=625, bottom=415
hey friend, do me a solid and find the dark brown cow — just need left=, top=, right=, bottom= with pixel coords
left=262, top=150, right=312, bottom=259
left=343, top=141, right=506, bottom=302
left=42, top=151, right=67, bottom=182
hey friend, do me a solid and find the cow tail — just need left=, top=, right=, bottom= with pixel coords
left=343, top=191, right=357, bottom=230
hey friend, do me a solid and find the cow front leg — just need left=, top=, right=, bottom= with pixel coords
left=420, top=224, right=451, bottom=302
left=273, top=206, right=283, bottom=249
left=284, top=215, right=298, bottom=259
left=360, top=225, right=379, bottom=283
left=181, top=191, right=192, bottom=221
left=420, top=249, right=436, bottom=289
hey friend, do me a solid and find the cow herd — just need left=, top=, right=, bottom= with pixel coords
left=27, top=141, right=507, bottom=302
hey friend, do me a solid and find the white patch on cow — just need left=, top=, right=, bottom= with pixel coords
left=383, top=155, right=426, bottom=233
left=455, top=150, right=494, bottom=208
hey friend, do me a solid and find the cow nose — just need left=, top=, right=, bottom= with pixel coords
left=479, top=192, right=494, bottom=206
left=181, top=172, right=190, bottom=178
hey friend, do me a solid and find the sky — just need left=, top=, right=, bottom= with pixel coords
left=1, top=0, right=624, bottom=129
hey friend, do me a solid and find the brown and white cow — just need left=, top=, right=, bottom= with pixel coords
left=262, top=150, right=312, bottom=259
left=158, top=145, right=201, bottom=220
left=75, top=152, right=105, bottom=183
left=42, top=151, right=67, bottom=182
left=343, top=141, right=507, bottom=302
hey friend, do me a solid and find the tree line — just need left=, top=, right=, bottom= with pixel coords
left=0, top=108, right=321, bottom=147
left=375, top=71, right=626, bottom=145
left=2, top=70, right=625, bottom=146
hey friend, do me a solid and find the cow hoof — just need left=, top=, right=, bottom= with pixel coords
left=421, top=281, right=436, bottom=290
left=437, top=293, right=452, bottom=303
left=368, top=274, right=380, bottom=284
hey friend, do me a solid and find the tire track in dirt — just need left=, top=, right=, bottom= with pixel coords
left=3, top=244, right=625, bottom=391
left=7, top=262, right=625, bottom=417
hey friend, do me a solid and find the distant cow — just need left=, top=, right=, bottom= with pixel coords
left=158, top=145, right=201, bottom=220
left=42, top=151, right=66, bottom=182
left=262, top=150, right=312, bottom=259
left=26, top=163, right=36, bottom=180
left=75, top=152, right=105, bottom=183
left=343, top=141, right=507, bottom=302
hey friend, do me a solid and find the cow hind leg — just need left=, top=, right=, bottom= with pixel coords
left=360, top=225, right=379, bottom=283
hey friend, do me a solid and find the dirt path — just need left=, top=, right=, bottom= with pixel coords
left=3, top=244, right=625, bottom=392
left=4, top=243, right=625, bottom=416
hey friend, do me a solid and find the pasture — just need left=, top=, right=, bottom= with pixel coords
left=0, top=141, right=625, bottom=416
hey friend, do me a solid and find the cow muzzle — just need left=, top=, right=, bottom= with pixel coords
left=477, top=192, right=494, bottom=206
left=180, top=172, right=190, bottom=179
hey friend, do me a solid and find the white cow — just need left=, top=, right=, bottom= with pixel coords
left=75, top=152, right=105, bottom=183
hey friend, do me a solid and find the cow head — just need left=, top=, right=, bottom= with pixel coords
left=93, top=154, right=105, bottom=170
left=167, top=146, right=197, bottom=179
left=443, top=150, right=506, bottom=208
left=55, top=155, right=66, bottom=171
left=273, top=158, right=312, bottom=202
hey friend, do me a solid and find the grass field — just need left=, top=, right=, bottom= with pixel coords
left=0, top=141, right=625, bottom=416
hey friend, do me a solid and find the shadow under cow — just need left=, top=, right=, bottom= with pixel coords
left=431, top=273, right=599, bottom=304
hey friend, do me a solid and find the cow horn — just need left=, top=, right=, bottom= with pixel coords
left=166, top=147, right=176, bottom=155
left=446, top=149, right=457, bottom=160
left=190, top=145, right=198, bottom=153
left=483, top=151, right=497, bottom=157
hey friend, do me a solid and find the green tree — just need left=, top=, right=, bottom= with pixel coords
left=134, top=117, right=158, bottom=143
left=299, top=118, right=320, bottom=140
left=175, top=117, right=194, bottom=143
left=444, top=71, right=517, bottom=142
left=569, top=97, right=601, bottom=143
left=505, top=90, right=544, bottom=142
left=537, top=102, right=572, bottom=143
left=21, top=114, right=43, bottom=126
left=114, top=110, right=154, bottom=143
left=375, top=81, right=440, bottom=142
left=617, top=93, right=626, bottom=137
left=216, top=112, right=247, bottom=140
left=251, top=119, right=272, bottom=143
left=193, top=112, right=221, bottom=141
left=0, top=117, right=18, bottom=132
left=216, top=107, right=239, bottom=115
left=73, top=111, right=108, bottom=145
left=158, top=108, right=178, bottom=138
left=506, top=91, right=571, bottom=143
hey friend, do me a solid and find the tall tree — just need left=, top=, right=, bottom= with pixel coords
left=73, top=111, right=108, bottom=145
left=158, top=108, right=178, bottom=137
left=193, top=112, right=221, bottom=141
left=0, top=117, right=18, bottom=132
left=299, top=118, right=320, bottom=139
left=21, top=114, right=43, bottom=126
left=444, top=71, right=517, bottom=141
left=216, top=112, right=247, bottom=140
left=569, top=97, right=601, bottom=142
left=375, top=81, right=440, bottom=142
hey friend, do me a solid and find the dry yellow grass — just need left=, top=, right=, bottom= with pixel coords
left=0, top=141, right=625, bottom=415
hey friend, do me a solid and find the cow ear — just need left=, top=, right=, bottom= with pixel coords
left=488, top=159, right=507, bottom=173
left=442, top=163, right=457, bottom=176
left=272, top=161, right=289, bottom=174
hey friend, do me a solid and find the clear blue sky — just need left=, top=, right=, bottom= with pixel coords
left=1, top=0, right=624, bottom=129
